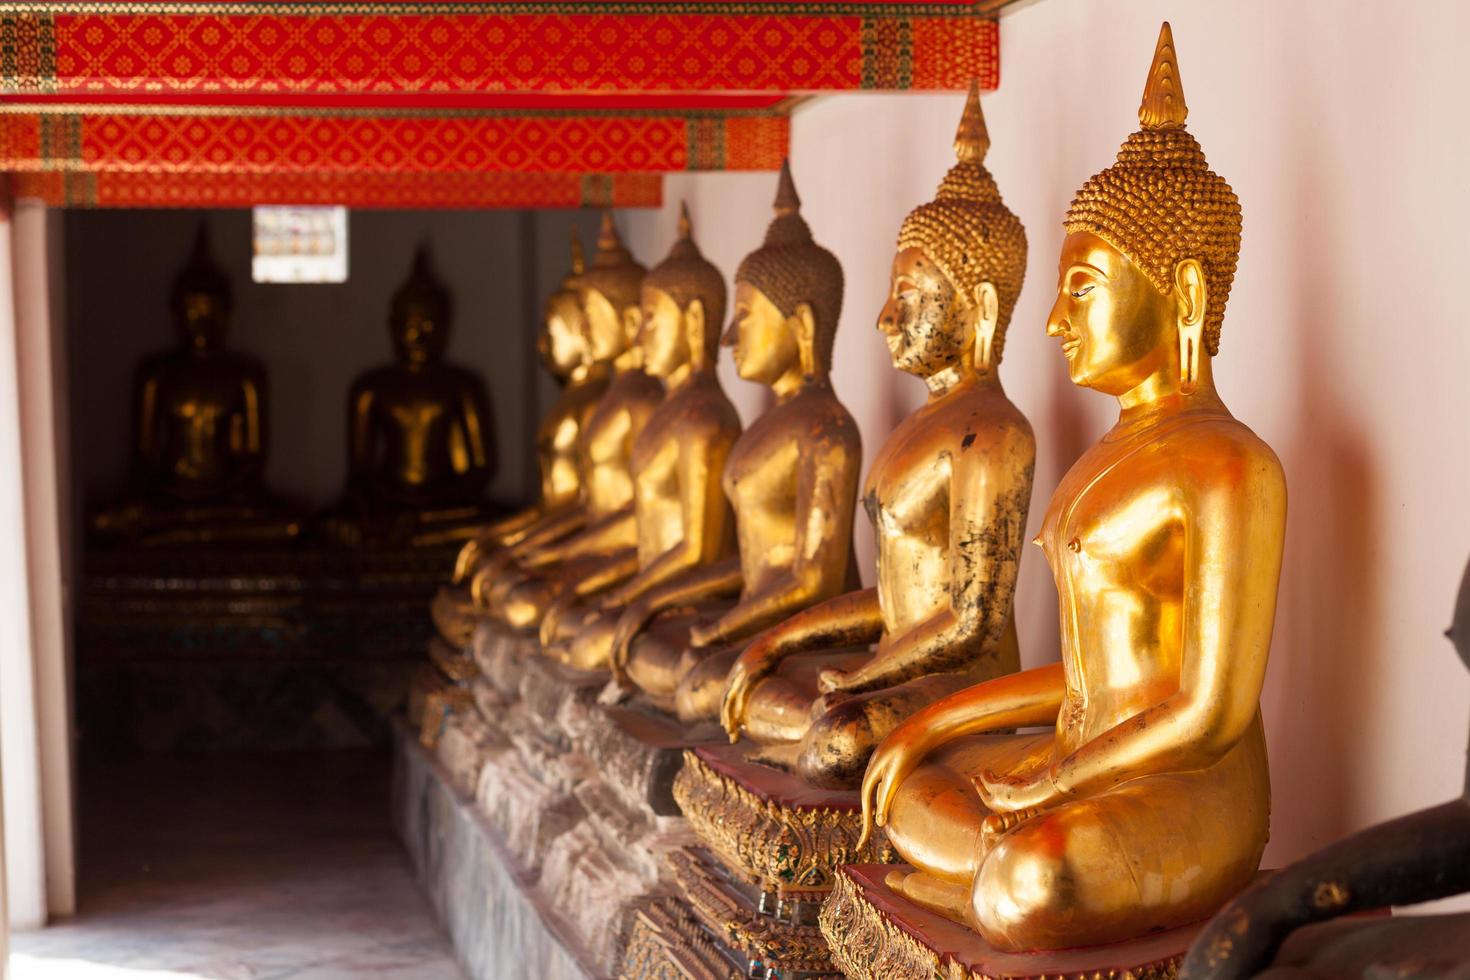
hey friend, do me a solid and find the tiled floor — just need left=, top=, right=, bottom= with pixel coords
left=11, top=750, right=464, bottom=980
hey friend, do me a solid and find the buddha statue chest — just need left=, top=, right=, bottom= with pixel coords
left=863, top=390, right=1001, bottom=634
left=722, top=400, right=803, bottom=591
left=365, top=372, right=473, bottom=489
left=147, top=355, right=260, bottom=490
left=578, top=371, right=660, bottom=516
left=1039, top=412, right=1246, bottom=753
left=628, top=387, right=711, bottom=563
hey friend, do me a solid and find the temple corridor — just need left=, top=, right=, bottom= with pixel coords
left=10, top=751, right=462, bottom=979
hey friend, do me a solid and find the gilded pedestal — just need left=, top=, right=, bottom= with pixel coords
left=820, top=865, right=1195, bottom=980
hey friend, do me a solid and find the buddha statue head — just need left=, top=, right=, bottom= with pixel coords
left=727, top=160, right=844, bottom=388
left=579, top=211, right=647, bottom=365
left=1048, top=22, right=1241, bottom=398
left=390, top=245, right=453, bottom=368
left=171, top=223, right=234, bottom=352
left=539, top=229, right=591, bottom=380
left=639, top=202, right=727, bottom=381
left=880, top=82, right=1026, bottom=381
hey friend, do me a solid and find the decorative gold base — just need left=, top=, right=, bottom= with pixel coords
left=418, top=686, right=474, bottom=748
left=619, top=895, right=743, bottom=980
left=429, top=585, right=480, bottom=649
left=819, top=864, right=1197, bottom=980
left=673, top=744, right=896, bottom=897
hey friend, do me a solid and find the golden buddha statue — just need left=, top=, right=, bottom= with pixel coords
left=856, top=24, right=1288, bottom=953
left=481, top=213, right=663, bottom=629
left=451, top=231, right=606, bottom=575
left=605, top=162, right=863, bottom=710
left=335, top=245, right=496, bottom=546
left=709, top=84, right=1033, bottom=790
left=536, top=204, right=744, bottom=673
left=91, top=225, right=301, bottom=546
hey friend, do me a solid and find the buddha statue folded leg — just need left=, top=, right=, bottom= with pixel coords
left=883, top=723, right=1270, bottom=952
left=498, top=551, right=631, bottom=631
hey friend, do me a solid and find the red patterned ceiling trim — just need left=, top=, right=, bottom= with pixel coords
left=0, top=108, right=789, bottom=171
left=0, top=6, right=998, bottom=96
left=8, top=168, right=663, bottom=207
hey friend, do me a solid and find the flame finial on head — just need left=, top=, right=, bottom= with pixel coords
left=173, top=220, right=233, bottom=313
left=581, top=210, right=645, bottom=314
left=773, top=159, right=801, bottom=217
left=570, top=229, right=585, bottom=277
left=954, top=80, right=990, bottom=164
left=1139, top=22, right=1188, bottom=131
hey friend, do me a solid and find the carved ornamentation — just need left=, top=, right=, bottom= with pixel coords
left=619, top=896, right=741, bottom=980
left=819, top=867, right=1185, bottom=980
left=673, top=749, right=895, bottom=895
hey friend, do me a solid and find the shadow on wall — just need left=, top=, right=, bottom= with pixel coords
left=1264, top=80, right=1384, bottom=864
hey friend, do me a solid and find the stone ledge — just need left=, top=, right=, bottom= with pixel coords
left=391, top=719, right=602, bottom=980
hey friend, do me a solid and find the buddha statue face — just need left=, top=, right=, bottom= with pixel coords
left=174, top=288, right=230, bottom=350
left=582, top=288, right=633, bottom=364
left=541, top=290, right=590, bottom=376
left=639, top=285, right=695, bottom=380
left=725, top=281, right=799, bottom=385
left=391, top=300, right=449, bottom=367
left=1047, top=231, right=1175, bottom=394
left=1047, top=231, right=1210, bottom=398
left=877, top=246, right=974, bottom=378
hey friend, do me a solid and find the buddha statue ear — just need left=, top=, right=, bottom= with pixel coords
left=684, top=298, right=707, bottom=369
left=1172, top=259, right=1207, bottom=393
left=972, top=281, right=1000, bottom=373
left=791, top=302, right=818, bottom=377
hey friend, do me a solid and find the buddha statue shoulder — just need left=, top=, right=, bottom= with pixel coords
left=485, top=213, right=663, bottom=629
left=538, top=204, right=744, bottom=674
left=707, top=84, right=1035, bottom=790
left=338, top=245, right=495, bottom=545
left=858, top=25, right=1288, bottom=953
left=452, top=231, right=607, bottom=585
left=92, top=225, right=300, bottom=545
left=1181, top=555, right=1470, bottom=978
left=604, top=161, right=863, bottom=713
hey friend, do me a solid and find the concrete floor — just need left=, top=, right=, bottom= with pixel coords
left=11, top=750, right=464, bottom=980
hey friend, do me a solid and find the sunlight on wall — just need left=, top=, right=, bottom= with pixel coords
left=11, top=955, right=207, bottom=980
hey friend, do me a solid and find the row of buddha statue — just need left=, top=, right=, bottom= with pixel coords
left=91, top=232, right=501, bottom=548
left=421, top=21, right=1464, bottom=978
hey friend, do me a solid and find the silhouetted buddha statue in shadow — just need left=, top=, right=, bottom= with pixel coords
left=91, top=225, right=301, bottom=546
left=1181, top=552, right=1470, bottom=979
left=332, top=245, right=496, bottom=547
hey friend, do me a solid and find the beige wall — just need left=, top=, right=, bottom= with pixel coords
left=67, top=208, right=602, bottom=510
left=621, top=0, right=1470, bottom=879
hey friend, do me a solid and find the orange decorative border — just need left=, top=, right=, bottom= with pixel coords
left=0, top=107, right=788, bottom=172
left=7, top=168, right=663, bottom=207
left=0, top=7, right=997, bottom=96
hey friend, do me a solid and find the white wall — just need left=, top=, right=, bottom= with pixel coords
left=621, top=0, right=1470, bottom=876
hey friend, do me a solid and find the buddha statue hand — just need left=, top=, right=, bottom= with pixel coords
left=857, top=707, right=934, bottom=849
left=609, top=597, right=657, bottom=686
left=972, top=766, right=1064, bottom=814
left=720, top=632, right=783, bottom=741
left=452, top=537, right=484, bottom=584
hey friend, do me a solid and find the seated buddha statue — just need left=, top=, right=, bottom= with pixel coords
left=481, top=214, right=663, bottom=630
left=460, top=231, right=607, bottom=560
left=603, top=162, right=863, bottom=712
left=334, top=245, right=496, bottom=547
left=857, top=24, right=1289, bottom=953
left=1180, top=555, right=1470, bottom=978
left=91, top=224, right=301, bottom=546
left=708, top=84, right=1034, bottom=790
left=536, top=204, right=744, bottom=674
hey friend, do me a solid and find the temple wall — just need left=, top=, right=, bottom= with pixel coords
left=620, top=0, right=1470, bottom=889
left=65, top=208, right=601, bottom=511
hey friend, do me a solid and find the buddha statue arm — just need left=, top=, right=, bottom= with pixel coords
left=1180, top=797, right=1470, bottom=980
left=722, top=587, right=886, bottom=740
left=858, top=662, right=1067, bottom=846
left=236, top=373, right=267, bottom=484
left=507, top=504, right=591, bottom=557
left=598, top=423, right=735, bottom=609
left=693, top=431, right=862, bottom=650
left=347, top=384, right=377, bottom=500
left=452, top=384, right=494, bottom=491
left=519, top=505, right=636, bottom=569
left=825, top=425, right=1033, bottom=697
left=135, top=373, right=162, bottom=473
left=608, top=557, right=744, bottom=682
